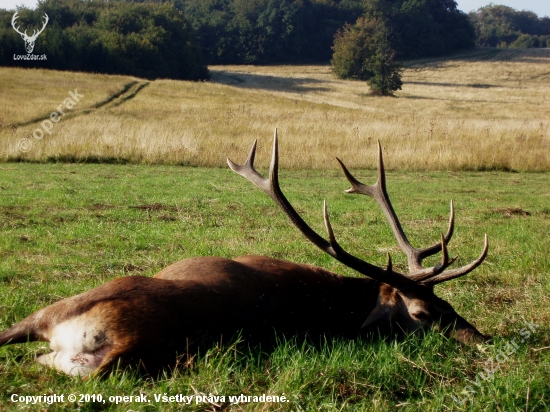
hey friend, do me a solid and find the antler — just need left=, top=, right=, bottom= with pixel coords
left=227, top=130, right=416, bottom=289
left=337, top=141, right=488, bottom=286
left=11, top=12, right=26, bottom=38
left=228, top=131, right=487, bottom=288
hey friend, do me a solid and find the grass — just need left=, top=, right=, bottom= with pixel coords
left=0, top=48, right=549, bottom=170
left=0, top=47, right=548, bottom=410
left=0, top=161, right=548, bottom=410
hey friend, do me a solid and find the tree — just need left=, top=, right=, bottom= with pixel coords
left=173, top=0, right=364, bottom=64
left=331, top=18, right=378, bottom=80
left=0, top=0, right=209, bottom=80
left=365, top=25, right=402, bottom=95
left=331, top=18, right=402, bottom=95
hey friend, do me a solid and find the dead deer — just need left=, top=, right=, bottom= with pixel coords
left=0, top=131, right=488, bottom=377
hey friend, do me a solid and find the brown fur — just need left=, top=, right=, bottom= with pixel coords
left=0, top=256, right=382, bottom=376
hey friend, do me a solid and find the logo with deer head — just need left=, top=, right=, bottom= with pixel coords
left=11, top=11, right=49, bottom=54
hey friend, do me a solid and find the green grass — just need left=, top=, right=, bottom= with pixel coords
left=0, top=162, right=548, bottom=411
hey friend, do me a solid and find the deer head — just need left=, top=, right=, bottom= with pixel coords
left=12, top=12, right=49, bottom=54
left=228, top=130, right=489, bottom=344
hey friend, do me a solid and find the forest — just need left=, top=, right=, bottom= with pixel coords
left=469, top=4, right=550, bottom=48
left=0, top=0, right=548, bottom=79
left=0, top=0, right=209, bottom=80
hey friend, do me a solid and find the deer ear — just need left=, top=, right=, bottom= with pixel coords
left=360, top=289, right=399, bottom=329
left=360, top=303, right=395, bottom=328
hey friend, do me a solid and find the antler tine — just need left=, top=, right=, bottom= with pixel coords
left=322, top=199, right=336, bottom=244
left=408, top=233, right=458, bottom=282
left=11, top=12, right=48, bottom=40
left=421, top=234, right=489, bottom=286
left=416, top=201, right=454, bottom=262
left=336, top=141, right=454, bottom=276
left=322, top=198, right=373, bottom=270
left=228, top=130, right=415, bottom=288
left=227, top=139, right=269, bottom=193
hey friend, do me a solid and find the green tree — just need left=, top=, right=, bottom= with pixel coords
left=364, top=0, right=475, bottom=58
left=0, top=0, right=209, bottom=80
left=174, top=0, right=364, bottom=64
left=331, top=18, right=402, bottom=95
left=331, top=18, right=378, bottom=80
left=365, top=25, right=402, bottom=95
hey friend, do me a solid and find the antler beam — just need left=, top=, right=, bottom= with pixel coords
left=336, top=142, right=455, bottom=275
left=11, top=12, right=26, bottom=37
left=11, top=12, right=49, bottom=39
left=227, top=130, right=416, bottom=289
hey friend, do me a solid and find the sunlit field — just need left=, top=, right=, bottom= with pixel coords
left=0, top=48, right=549, bottom=171
left=0, top=163, right=548, bottom=411
left=0, top=48, right=549, bottom=411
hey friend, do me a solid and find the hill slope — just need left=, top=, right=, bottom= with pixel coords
left=1, top=48, right=548, bottom=171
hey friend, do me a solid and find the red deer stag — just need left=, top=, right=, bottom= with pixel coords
left=0, top=131, right=488, bottom=377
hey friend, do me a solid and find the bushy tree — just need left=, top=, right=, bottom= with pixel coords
left=331, top=18, right=402, bottom=95
left=331, top=18, right=378, bottom=80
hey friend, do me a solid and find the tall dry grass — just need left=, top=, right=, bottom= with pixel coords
left=0, top=48, right=548, bottom=170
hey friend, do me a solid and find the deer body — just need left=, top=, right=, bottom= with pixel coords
left=0, top=132, right=489, bottom=376
left=0, top=256, right=379, bottom=376
left=154, top=255, right=380, bottom=336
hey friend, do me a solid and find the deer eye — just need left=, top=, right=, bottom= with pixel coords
left=412, top=312, right=430, bottom=321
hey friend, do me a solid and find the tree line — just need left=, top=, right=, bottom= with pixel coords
left=172, top=0, right=364, bottom=64
left=468, top=4, right=550, bottom=48
left=0, top=0, right=548, bottom=81
left=0, top=0, right=209, bottom=80
left=173, top=0, right=482, bottom=63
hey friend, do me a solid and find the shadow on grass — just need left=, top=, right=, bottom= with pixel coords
left=401, top=47, right=550, bottom=68
left=12, top=80, right=149, bottom=128
left=211, top=70, right=329, bottom=94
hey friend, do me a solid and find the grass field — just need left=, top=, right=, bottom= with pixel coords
left=0, top=160, right=548, bottom=410
left=0, top=48, right=549, bottom=410
left=0, top=48, right=549, bottom=170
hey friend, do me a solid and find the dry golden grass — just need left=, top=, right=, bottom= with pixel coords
left=0, top=48, right=548, bottom=170
left=0, top=67, right=131, bottom=125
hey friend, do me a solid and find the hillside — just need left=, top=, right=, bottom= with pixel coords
left=0, top=48, right=548, bottom=171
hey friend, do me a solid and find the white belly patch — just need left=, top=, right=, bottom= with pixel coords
left=37, top=315, right=112, bottom=376
left=37, top=346, right=112, bottom=376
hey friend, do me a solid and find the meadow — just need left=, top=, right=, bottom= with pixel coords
left=0, top=48, right=549, bottom=170
left=0, top=48, right=549, bottom=411
left=0, top=162, right=548, bottom=411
